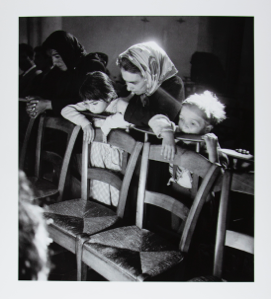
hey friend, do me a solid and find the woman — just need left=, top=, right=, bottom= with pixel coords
left=116, top=41, right=185, bottom=128
left=115, top=42, right=186, bottom=227
left=26, top=30, right=108, bottom=118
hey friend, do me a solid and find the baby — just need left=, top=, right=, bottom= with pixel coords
left=61, top=71, right=132, bottom=206
left=149, top=91, right=227, bottom=188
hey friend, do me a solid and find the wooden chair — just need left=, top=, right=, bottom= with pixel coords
left=19, top=117, right=36, bottom=172
left=19, top=111, right=44, bottom=176
left=189, top=170, right=254, bottom=281
left=23, top=114, right=81, bottom=204
left=44, top=128, right=143, bottom=280
left=81, top=142, right=222, bottom=281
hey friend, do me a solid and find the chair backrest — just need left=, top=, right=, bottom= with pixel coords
left=213, top=170, right=254, bottom=279
left=19, top=115, right=39, bottom=171
left=81, top=128, right=143, bottom=218
left=136, top=142, right=222, bottom=253
left=34, top=114, right=81, bottom=201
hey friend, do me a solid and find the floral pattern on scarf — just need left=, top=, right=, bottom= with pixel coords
left=117, top=41, right=178, bottom=96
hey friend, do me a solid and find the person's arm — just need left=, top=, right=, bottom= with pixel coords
left=148, top=114, right=177, bottom=160
left=61, top=102, right=91, bottom=128
left=61, top=102, right=95, bottom=143
left=148, top=114, right=176, bottom=138
left=100, top=113, right=133, bottom=138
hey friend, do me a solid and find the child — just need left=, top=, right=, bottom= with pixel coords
left=61, top=71, right=132, bottom=206
left=149, top=90, right=227, bottom=188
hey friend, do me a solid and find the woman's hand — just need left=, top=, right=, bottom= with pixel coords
left=26, top=97, right=52, bottom=118
left=83, top=124, right=95, bottom=144
left=161, top=131, right=176, bottom=161
left=202, top=133, right=219, bottom=163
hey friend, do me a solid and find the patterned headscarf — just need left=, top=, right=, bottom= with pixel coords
left=117, top=41, right=178, bottom=96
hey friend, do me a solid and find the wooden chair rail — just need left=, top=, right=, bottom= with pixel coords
left=144, top=190, right=189, bottom=221
left=19, top=117, right=36, bottom=170
left=92, top=128, right=137, bottom=154
left=117, top=141, right=143, bottom=218
left=87, top=168, right=122, bottom=190
left=44, top=116, right=76, bottom=137
left=225, top=231, right=254, bottom=254
left=180, top=164, right=222, bottom=252
left=148, top=145, right=211, bottom=178
left=41, top=151, right=63, bottom=167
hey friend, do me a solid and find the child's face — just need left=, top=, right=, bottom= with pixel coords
left=84, top=100, right=108, bottom=114
left=178, top=105, right=210, bottom=134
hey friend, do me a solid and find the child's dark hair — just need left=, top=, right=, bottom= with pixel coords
left=117, top=56, right=141, bottom=74
left=79, top=71, right=117, bottom=103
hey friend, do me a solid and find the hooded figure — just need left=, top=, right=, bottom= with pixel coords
left=27, top=30, right=108, bottom=115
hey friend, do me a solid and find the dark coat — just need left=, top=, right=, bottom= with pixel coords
left=124, top=75, right=185, bottom=126
left=29, top=30, right=108, bottom=115
left=19, top=66, right=41, bottom=97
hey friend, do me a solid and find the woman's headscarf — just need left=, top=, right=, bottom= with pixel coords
left=117, top=41, right=178, bottom=96
left=42, top=30, right=87, bottom=70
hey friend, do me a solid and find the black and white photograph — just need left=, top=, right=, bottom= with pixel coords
left=1, top=0, right=271, bottom=298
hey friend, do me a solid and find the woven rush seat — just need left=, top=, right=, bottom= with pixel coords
left=80, top=142, right=222, bottom=281
left=43, top=129, right=143, bottom=280
left=83, top=225, right=183, bottom=281
left=28, top=177, right=59, bottom=200
left=44, top=199, right=119, bottom=239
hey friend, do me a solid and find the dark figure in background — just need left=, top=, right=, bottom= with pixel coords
left=19, top=43, right=41, bottom=98
left=34, top=46, right=53, bottom=73
left=25, top=30, right=108, bottom=118
left=22, top=31, right=108, bottom=188
left=19, top=44, right=42, bottom=153
left=25, top=46, right=54, bottom=96
left=19, top=170, right=51, bottom=280
left=190, top=52, right=226, bottom=94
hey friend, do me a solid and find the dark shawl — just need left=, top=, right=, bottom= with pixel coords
left=42, top=30, right=87, bottom=70
left=28, top=31, right=108, bottom=115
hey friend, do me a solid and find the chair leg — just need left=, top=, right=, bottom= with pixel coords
left=76, top=235, right=89, bottom=281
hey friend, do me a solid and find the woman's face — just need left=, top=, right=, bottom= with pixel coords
left=49, top=49, right=68, bottom=71
left=120, top=69, right=147, bottom=95
left=178, top=105, right=209, bottom=134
